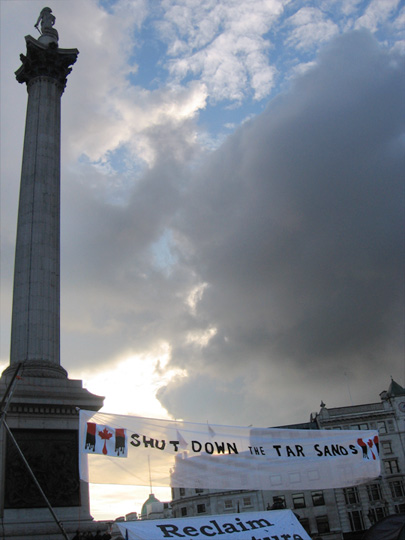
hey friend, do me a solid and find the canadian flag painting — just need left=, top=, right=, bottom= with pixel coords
left=357, top=435, right=379, bottom=460
left=84, top=422, right=127, bottom=457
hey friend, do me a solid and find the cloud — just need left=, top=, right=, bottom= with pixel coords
left=159, top=0, right=284, bottom=102
left=354, top=0, right=400, bottom=32
left=284, top=7, right=340, bottom=50
left=156, top=31, right=404, bottom=425
left=58, top=1, right=207, bottom=169
left=1, top=1, right=404, bottom=432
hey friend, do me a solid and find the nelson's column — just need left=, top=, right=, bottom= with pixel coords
left=0, top=8, right=105, bottom=539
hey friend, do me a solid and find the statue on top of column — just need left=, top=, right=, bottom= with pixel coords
left=34, top=7, right=59, bottom=45
left=16, top=6, right=78, bottom=89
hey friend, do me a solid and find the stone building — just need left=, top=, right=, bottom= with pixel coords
left=170, top=379, right=405, bottom=539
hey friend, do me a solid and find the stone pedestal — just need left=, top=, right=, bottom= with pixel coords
left=0, top=373, right=106, bottom=539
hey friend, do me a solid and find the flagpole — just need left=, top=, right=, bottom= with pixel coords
left=148, top=455, right=153, bottom=494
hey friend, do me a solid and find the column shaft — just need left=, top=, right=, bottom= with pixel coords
left=10, top=77, right=62, bottom=370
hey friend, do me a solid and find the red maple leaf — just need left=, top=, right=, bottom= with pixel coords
left=367, top=438, right=376, bottom=460
left=98, top=427, right=113, bottom=455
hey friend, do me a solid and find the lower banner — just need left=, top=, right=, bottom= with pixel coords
left=79, top=410, right=380, bottom=490
left=117, top=510, right=311, bottom=540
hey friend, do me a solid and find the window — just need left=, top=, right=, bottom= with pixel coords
left=243, top=497, right=252, bottom=507
left=179, top=488, right=185, bottom=496
left=367, top=483, right=382, bottom=501
left=368, top=507, right=388, bottom=522
left=384, top=459, right=400, bottom=474
left=377, top=420, right=387, bottom=434
left=350, top=423, right=369, bottom=430
left=224, top=499, right=233, bottom=510
left=195, top=489, right=204, bottom=493
left=316, top=516, right=330, bottom=534
left=344, top=487, right=359, bottom=504
left=292, top=493, right=306, bottom=509
left=390, top=480, right=405, bottom=498
left=197, top=503, right=206, bottom=514
left=181, top=507, right=187, bottom=516
left=312, top=490, right=325, bottom=506
left=395, top=503, right=405, bottom=513
left=375, top=507, right=387, bottom=520
left=299, top=518, right=311, bottom=535
left=271, top=495, right=285, bottom=509
left=348, top=510, right=365, bottom=531
left=381, top=440, right=392, bottom=454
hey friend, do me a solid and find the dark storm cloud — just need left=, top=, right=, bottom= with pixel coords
left=60, top=119, right=201, bottom=368
left=156, top=31, right=404, bottom=423
left=51, top=30, right=404, bottom=426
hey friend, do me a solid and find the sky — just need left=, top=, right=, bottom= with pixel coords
left=1, top=0, right=404, bottom=521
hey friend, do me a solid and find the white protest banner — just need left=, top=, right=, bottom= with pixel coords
left=117, top=510, right=311, bottom=540
left=79, top=410, right=380, bottom=490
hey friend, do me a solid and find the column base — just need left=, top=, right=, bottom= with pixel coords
left=0, top=371, right=105, bottom=538
left=3, top=360, right=68, bottom=379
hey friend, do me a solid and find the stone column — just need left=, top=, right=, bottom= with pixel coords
left=0, top=26, right=106, bottom=538
left=6, top=36, right=79, bottom=378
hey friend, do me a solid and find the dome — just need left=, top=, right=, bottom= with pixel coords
left=141, top=493, right=161, bottom=519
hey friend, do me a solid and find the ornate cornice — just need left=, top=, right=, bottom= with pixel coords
left=15, top=35, right=78, bottom=92
left=6, top=403, right=79, bottom=416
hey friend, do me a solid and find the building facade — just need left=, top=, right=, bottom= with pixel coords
left=170, top=379, right=405, bottom=539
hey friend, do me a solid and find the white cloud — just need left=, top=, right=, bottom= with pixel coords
left=77, top=80, right=207, bottom=167
left=160, top=0, right=285, bottom=102
left=285, top=7, right=340, bottom=50
left=354, top=0, right=400, bottom=32
left=327, top=0, right=364, bottom=17
left=289, top=60, right=317, bottom=78
left=57, top=2, right=208, bottom=171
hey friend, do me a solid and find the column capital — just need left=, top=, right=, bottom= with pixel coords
left=15, top=35, right=79, bottom=92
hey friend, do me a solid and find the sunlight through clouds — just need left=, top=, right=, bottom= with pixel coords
left=72, top=344, right=186, bottom=418
left=186, top=283, right=209, bottom=315
left=186, top=327, right=218, bottom=348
